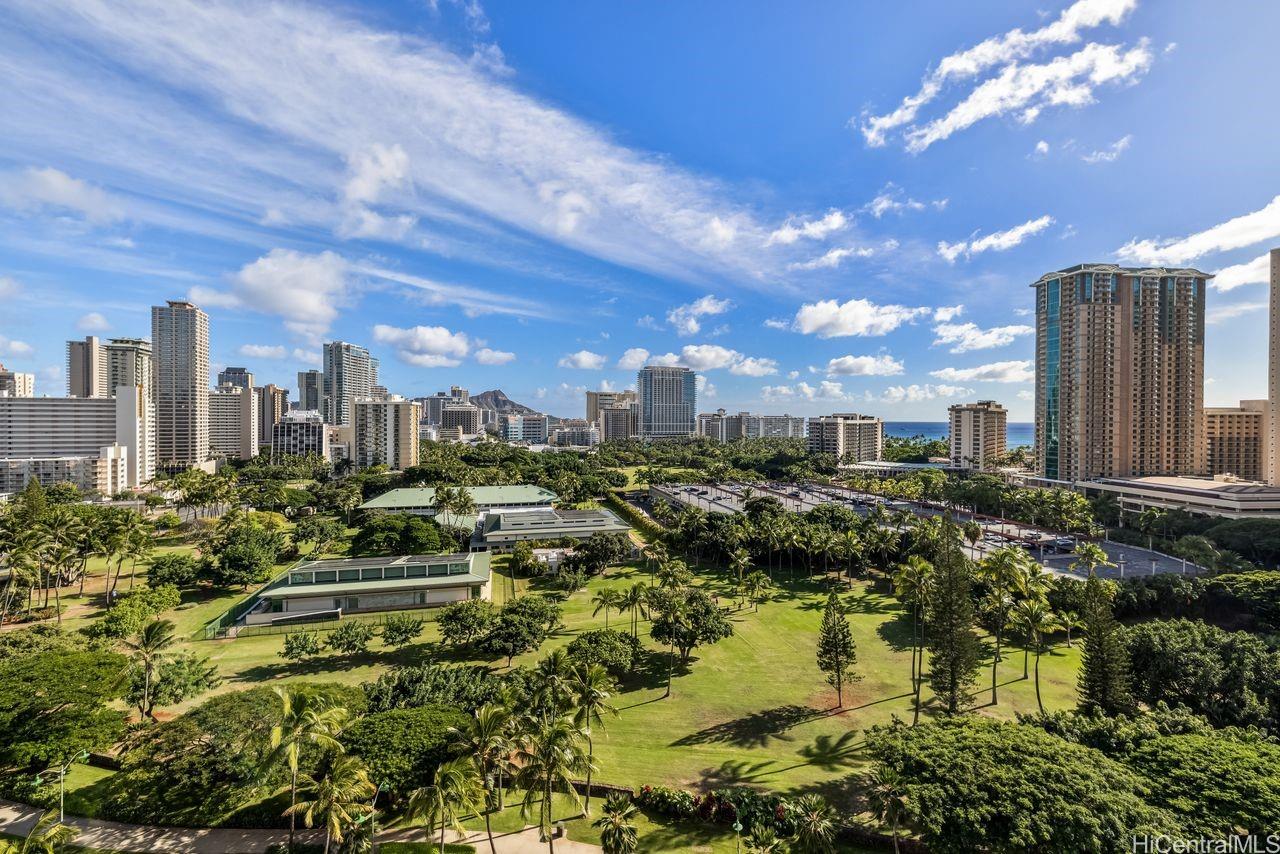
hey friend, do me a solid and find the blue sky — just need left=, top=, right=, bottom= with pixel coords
left=1, top=0, right=1277, bottom=420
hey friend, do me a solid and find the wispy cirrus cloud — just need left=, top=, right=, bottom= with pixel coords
left=930, top=360, right=1034, bottom=383
left=938, top=215, right=1054, bottom=263
left=1081, top=134, right=1132, bottom=163
left=1118, top=195, right=1280, bottom=267
left=932, top=321, right=1033, bottom=353
left=858, top=0, right=1147, bottom=151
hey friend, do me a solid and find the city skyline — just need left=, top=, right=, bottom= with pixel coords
left=3, top=1, right=1279, bottom=420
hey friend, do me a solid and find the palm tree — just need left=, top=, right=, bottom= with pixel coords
left=745, top=825, right=788, bottom=854
left=742, top=570, right=771, bottom=613
left=655, top=559, right=691, bottom=590
left=533, top=648, right=577, bottom=717
left=620, top=583, right=649, bottom=638
left=891, top=555, right=932, bottom=724
left=790, top=793, right=836, bottom=853
left=407, top=756, right=484, bottom=854
left=265, top=687, right=351, bottom=851
left=592, top=792, right=638, bottom=854
left=572, top=664, right=616, bottom=816
left=1136, top=507, right=1167, bottom=552
left=643, top=541, right=668, bottom=585
left=286, top=754, right=375, bottom=854
left=1071, top=541, right=1113, bottom=577
left=591, top=588, right=623, bottom=629
left=123, top=618, right=177, bottom=720
left=975, top=547, right=1029, bottom=705
left=1013, top=599, right=1061, bottom=714
left=841, top=529, right=862, bottom=583
left=0, top=808, right=79, bottom=854
left=729, top=548, right=752, bottom=604
left=1058, top=610, right=1083, bottom=648
left=513, top=715, right=589, bottom=853
left=867, top=766, right=909, bottom=854
left=451, top=703, right=513, bottom=854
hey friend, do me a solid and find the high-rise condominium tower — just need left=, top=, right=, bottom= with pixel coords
left=297, top=370, right=324, bottom=412
left=586, top=389, right=636, bottom=425
left=1033, top=264, right=1210, bottom=481
left=104, top=338, right=152, bottom=395
left=152, top=300, right=210, bottom=467
left=637, top=366, right=696, bottom=439
left=0, top=364, right=35, bottom=398
left=949, top=400, right=1007, bottom=470
left=67, top=336, right=108, bottom=397
left=807, top=413, right=883, bottom=462
left=1269, top=249, right=1280, bottom=485
left=217, top=367, right=254, bottom=389
left=323, top=341, right=378, bottom=426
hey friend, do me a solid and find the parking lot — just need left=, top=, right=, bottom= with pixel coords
left=650, top=481, right=1204, bottom=580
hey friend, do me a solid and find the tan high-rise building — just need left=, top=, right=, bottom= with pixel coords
left=258, top=384, right=289, bottom=448
left=586, top=390, right=636, bottom=426
left=807, top=413, right=883, bottom=463
left=104, top=338, right=153, bottom=396
left=152, top=300, right=210, bottom=467
left=949, top=400, right=1007, bottom=470
left=1203, top=400, right=1267, bottom=483
left=600, top=404, right=638, bottom=441
left=66, top=336, right=108, bottom=398
left=354, top=397, right=420, bottom=470
left=0, top=364, right=35, bottom=398
left=209, top=383, right=259, bottom=460
left=1033, top=265, right=1210, bottom=481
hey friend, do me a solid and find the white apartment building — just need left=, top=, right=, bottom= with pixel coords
left=637, top=366, right=696, bottom=439
left=551, top=419, right=599, bottom=447
left=0, top=364, right=35, bottom=398
left=0, top=448, right=129, bottom=496
left=354, top=397, right=420, bottom=470
left=209, top=383, right=259, bottom=460
left=808, top=413, right=884, bottom=463
left=272, top=410, right=330, bottom=460
left=499, top=413, right=549, bottom=443
left=0, top=389, right=154, bottom=490
left=152, top=300, right=210, bottom=467
left=949, top=400, right=1007, bottom=470
left=699, top=410, right=807, bottom=441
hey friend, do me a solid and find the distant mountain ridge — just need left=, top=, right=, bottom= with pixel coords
left=470, top=388, right=566, bottom=422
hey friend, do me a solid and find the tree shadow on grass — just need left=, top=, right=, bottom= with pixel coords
left=798, top=730, right=867, bottom=773
left=874, top=613, right=915, bottom=653
left=696, top=758, right=781, bottom=789
left=843, top=589, right=898, bottom=615
left=617, top=650, right=692, bottom=697
left=671, top=704, right=819, bottom=748
left=633, top=806, right=734, bottom=853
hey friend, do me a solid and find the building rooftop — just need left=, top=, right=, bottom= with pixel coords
left=360, top=484, right=558, bottom=511
left=261, top=551, right=490, bottom=599
left=480, top=507, right=630, bottom=535
left=1033, top=264, right=1214, bottom=285
left=1093, top=475, right=1280, bottom=497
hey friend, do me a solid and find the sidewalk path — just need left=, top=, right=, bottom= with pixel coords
left=0, top=799, right=601, bottom=854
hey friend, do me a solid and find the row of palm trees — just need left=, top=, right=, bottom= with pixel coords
left=265, top=649, right=623, bottom=854
left=0, top=503, right=155, bottom=626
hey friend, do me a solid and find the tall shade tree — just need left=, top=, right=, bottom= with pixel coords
left=592, top=791, right=639, bottom=854
left=407, top=756, right=484, bottom=854
left=815, top=592, right=859, bottom=708
left=572, top=664, right=617, bottom=816
left=513, top=715, right=590, bottom=853
left=285, top=754, right=375, bottom=854
left=265, top=687, right=351, bottom=851
left=122, top=618, right=177, bottom=720
left=451, top=703, right=513, bottom=854
left=1077, top=571, right=1136, bottom=716
left=924, top=530, right=981, bottom=715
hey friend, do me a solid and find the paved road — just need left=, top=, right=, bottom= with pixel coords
left=0, top=799, right=602, bottom=854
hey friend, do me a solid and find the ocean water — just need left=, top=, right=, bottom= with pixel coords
left=885, top=421, right=1034, bottom=448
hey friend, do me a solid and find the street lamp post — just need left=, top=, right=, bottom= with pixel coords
left=1118, top=556, right=1126, bottom=579
left=35, top=750, right=89, bottom=823
left=733, top=821, right=743, bottom=854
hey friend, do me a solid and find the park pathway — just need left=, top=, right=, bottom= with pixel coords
left=0, top=800, right=602, bottom=854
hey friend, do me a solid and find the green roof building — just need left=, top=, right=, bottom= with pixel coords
left=359, top=485, right=558, bottom=517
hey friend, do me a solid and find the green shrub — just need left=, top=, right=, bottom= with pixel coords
left=95, top=584, right=181, bottom=639
left=341, top=705, right=469, bottom=794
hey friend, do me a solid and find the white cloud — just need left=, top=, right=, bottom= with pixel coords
left=766, top=210, right=849, bottom=246
left=0, top=277, right=19, bottom=299
left=763, top=318, right=790, bottom=331
left=676, top=344, right=740, bottom=371
left=761, top=380, right=854, bottom=403
left=787, top=245, right=877, bottom=271
left=938, top=215, right=1054, bottom=262
left=344, top=143, right=410, bottom=205
left=933, top=304, right=965, bottom=322
left=879, top=383, right=973, bottom=403
left=825, top=354, right=905, bottom=376
left=1213, top=253, right=1271, bottom=292
left=76, top=312, right=110, bottom=332
left=0, top=335, right=34, bottom=357
left=666, top=295, right=732, bottom=336
left=1081, top=134, right=1132, bottom=163
left=861, top=183, right=944, bottom=218
left=1017, top=389, right=1034, bottom=401
left=1206, top=301, right=1267, bottom=325
left=617, top=348, right=650, bottom=370
left=292, top=348, right=321, bottom=366
left=859, top=0, right=1139, bottom=148
left=932, top=321, right=1033, bottom=353
left=930, top=360, right=1034, bottom=383
left=792, top=297, right=929, bottom=338
left=475, top=347, right=515, bottom=365
left=1032, top=139, right=1050, bottom=158
left=190, top=249, right=350, bottom=344
left=0, top=166, right=124, bottom=222
left=1118, top=196, right=1280, bottom=266
left=558, top=350, right=607, bottom=370
left=238, top=343, right=287, bottom=359
left=728, top=356, right=778, bottom=377
left=636, top=315, right=661, bottom=331
left=374, top=323, right=471, bottom=368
